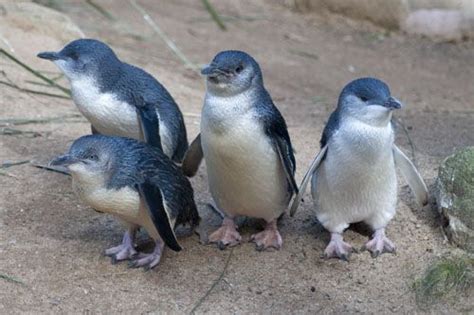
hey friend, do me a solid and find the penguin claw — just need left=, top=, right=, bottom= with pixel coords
left=128, top=251, right=162, bottom=270
left=371, top=250, right=381, bottom=258
left=127, top=261, right=138, bottom=269
left=323, top=233, right=354, bottom=261
left=255, top=244, right=265, bottom=252
left=105, top=244, right=137, bottom=265
left=209, top=218, right=242, bottom=249
left=111, top=256, right=118, bottom=265
left=250, top=221, right=282, bottom=251
left=217, top=241, right=228, bottom=251
left=341, top=252, right=351, bottom=261
left=104, top=231, right=137, bottom=264
left=363, top=228, right=396, bottom=258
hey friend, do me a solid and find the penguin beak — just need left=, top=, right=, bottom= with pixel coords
left=49, top=154, right=80, bottom=167
left=201, top=64, right=231, bottom=77
left=37, top=51, right=63, bottom=61
left=383, top=96, right=403, bottom=110
left=201, top=64, right=217, bottom=76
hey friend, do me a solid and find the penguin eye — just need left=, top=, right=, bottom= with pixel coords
left=68, top=52, right=79, bottom=61
left=360, top=96, right=368, bottom=102
left=235, top=65, right=244, bottom=73
left=88, top=154, right=98, bottom=161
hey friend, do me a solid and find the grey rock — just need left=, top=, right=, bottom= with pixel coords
left=436, top=147, right=474, bottom=252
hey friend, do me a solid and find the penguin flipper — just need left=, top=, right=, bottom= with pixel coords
left=136, top=99, right=162, bottom=151
left=393, top=145, right=429, bottom=207
left=289, top=145, right=328, bottom=216
left=137, top=182, right=182, bottom=252
left=181, top=134, right=203, bottom=177
left=272, top=135, right=299, bottom=195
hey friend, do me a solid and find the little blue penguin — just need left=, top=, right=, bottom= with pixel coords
left=38, top=39, right=188, bottom=162
left=182, top=51, right=298, bottom=251
left=291, top=77, right=429, bottom=260
left=50, top=135, right=200, bottom=269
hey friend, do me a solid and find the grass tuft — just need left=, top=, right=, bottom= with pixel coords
left=0, top=273, right=25, bottom=285
left=413, top=255, right=473, bottom=308
left=201, top=0, right=227, bottom=31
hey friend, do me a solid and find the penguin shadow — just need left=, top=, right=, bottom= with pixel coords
left=43, top=210, right=129, bottom=256
left=399, top=181, right=440, bottom=230
left=347, top=222, right=372, bottom=237
left=312, top=217, right=372, bottom=245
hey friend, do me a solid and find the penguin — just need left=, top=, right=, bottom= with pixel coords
left=290, top=77, right=429, bottom=260
left=50, top=135, right=200, bottom=269
left=38, top=38, right=188, bottom=162
left=182, top=50, right=298, bottom=251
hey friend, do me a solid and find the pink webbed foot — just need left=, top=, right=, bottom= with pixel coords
left=209, top=217, right=242, bottom=250
left=362, top=228, right=396, bottom=258
left=128, top=239, right=164, bottom=270
left=250, top=219, right=283, bottom=251
left=104, top=230, right=137, bottom=264
left=323, top=233, right=355, bottom=261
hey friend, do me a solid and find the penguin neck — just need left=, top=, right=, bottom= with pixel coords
left=206, top=85, right=258, bottom=111
left=95, top=60, right=123, bottom=93
left=202, top=86, right=259, bottom=134
left=342, top=107, right=393, bottom=128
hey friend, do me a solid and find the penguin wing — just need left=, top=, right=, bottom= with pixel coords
left=393, top=145, right=429, bottom=206
left=272, top=134, right=299, bottom=195
left=137, top=181, right=182, bottom=251
left=136, top=94, right=162, bottom=150
left=320, top=110, right=340, bottom=147
left=289, top=145, right=328, bottom=216
left=181, top=134, right=203, bottom=177
left=259, top=98, right=298, bottom=197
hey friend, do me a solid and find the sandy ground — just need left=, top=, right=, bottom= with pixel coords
left=1, top=0, right=473, bottom=313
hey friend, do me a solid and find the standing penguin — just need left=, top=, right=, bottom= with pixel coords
left=182, top=51, right=298, bottom=251
left=291, top=77, right=428, bottom=260
left=38, top=39, right=188, bottom=162
left=50, top=135, right=200, bottom=269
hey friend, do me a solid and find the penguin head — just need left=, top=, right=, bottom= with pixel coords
left=201, top=50, right=263, bottom=96
left=38, top=39, right=121, bottom=82
left=338, top=77, right=402, bottom=125
left=50, top=135, right=116, bottom=184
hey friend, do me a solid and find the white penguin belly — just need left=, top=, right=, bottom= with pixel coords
left=311, top=119, right=397, bottom=233
left=201, top=109, right=289, bottom=222
left=71, top=78, right=174, bottom=158
left=72, top=178, right=168, bottom=240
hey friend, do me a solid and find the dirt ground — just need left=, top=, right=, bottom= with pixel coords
left=1, top=0, right=473, bottom=314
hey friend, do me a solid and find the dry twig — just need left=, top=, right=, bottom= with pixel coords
left=0, top=273, right=25, bottom=285
left=0, top=48, right=71, bottom=96
left=0, top=114, right=84, bottom=127
left=188, top=248, right=234, bottom=314
left=85, top=0, right=115, bottom=20
left=201, top=0, right=227, bottom=31
left=128, top=0, right=200, bottom=73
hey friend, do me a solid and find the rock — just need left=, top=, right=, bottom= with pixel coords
left=281, top=0, right=408, bottom=29
left=401, top=9, right=472, bottom=42
left=280, top=0, right=474, bottom=41
left=436, top=147, right=474, bottom=252
left=0, top=2, right=84, bottom=64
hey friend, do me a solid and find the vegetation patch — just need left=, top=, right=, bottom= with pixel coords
left=413, top=255, right=473, bottom=309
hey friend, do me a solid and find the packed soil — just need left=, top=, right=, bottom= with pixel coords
left=1, top=1, right=473, bottom=313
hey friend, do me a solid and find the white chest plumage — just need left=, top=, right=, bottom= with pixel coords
left=70, top=170, right=162, bottom=240
left=311, top=117, right=398, bottom=233
left=201, top=92, right=289, bottom=221
left=71, top=77, right=141, bottom=138
left=70, top=77, right=173, bottom=158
